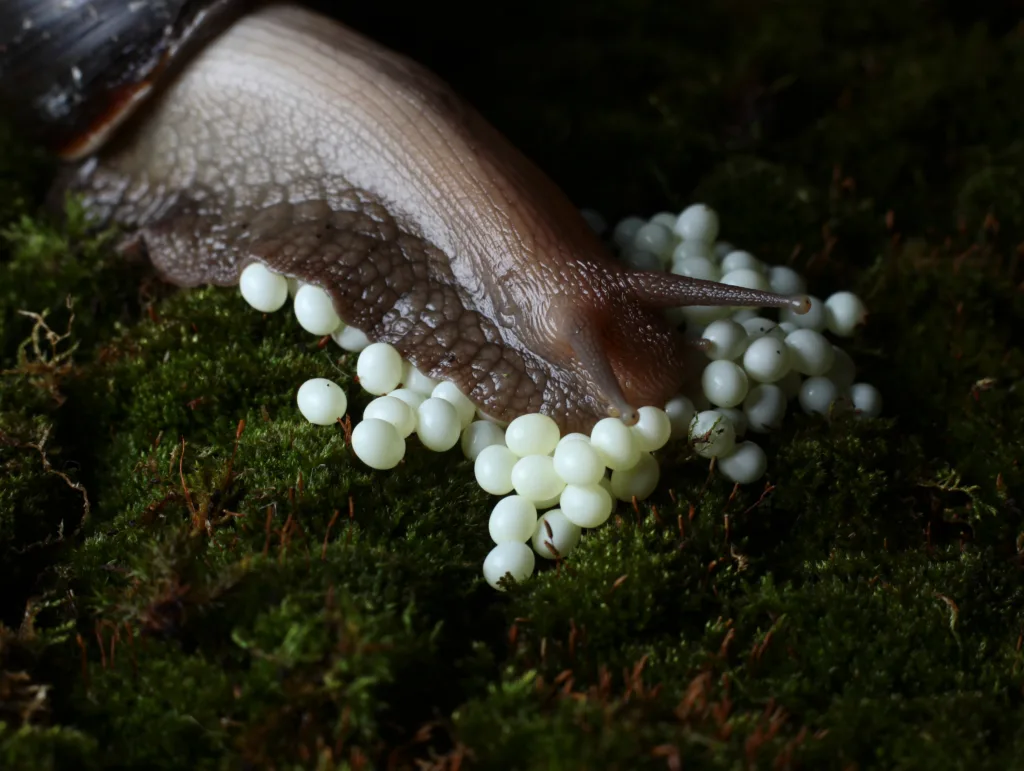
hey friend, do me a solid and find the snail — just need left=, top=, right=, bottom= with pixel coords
left=0, top=0, right=809, bottom=433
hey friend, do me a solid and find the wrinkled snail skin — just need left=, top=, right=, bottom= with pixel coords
left=0, top=1, right=807, bottom=433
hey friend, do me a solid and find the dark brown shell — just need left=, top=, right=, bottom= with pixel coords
left=0, top=0, right=243, bottom=158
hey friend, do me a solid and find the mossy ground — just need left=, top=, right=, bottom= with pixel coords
left=2, top=1, right=1024, bottom=768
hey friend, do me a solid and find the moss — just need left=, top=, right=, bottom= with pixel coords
left=3, top=0, right=1024, bottom=768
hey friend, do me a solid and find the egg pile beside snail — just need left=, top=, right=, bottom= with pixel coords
left=251, top=201, right=879, bottom=591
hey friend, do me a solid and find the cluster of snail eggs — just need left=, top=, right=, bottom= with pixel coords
left=237, top=201, right=881, bottom=591
left=589, top=203, right=881, bottom=480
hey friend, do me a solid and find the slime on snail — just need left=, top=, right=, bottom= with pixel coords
left=0, top=0, right=809, bottom=433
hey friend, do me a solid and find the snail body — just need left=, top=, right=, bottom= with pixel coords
left=0, top=0, right=808, bottom=432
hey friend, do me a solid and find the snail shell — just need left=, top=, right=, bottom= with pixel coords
left=0, top=0, right=242, bottom=159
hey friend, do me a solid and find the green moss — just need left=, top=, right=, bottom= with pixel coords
left=3, top=0, right=1024, bottom=768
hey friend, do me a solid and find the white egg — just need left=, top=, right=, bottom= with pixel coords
left=689, top=410, right=737, bottom=459
left=296, top=378, right=348, bottom=426
left=505, top=413, right=561, bottom=457
left=630, top=406, right=672, bottom=452
left=720, top=268, right=771, bottom=293
left=331, top=325, right=371, bottom=352
left=785, top=329, right=835, bottom=377
left=488, top=496, right=539, bottom=544
left=402, top=362, right=439, bottom=395
left=610, top=452, right=660, bottom=502
left=351, top=418, right=405, bottom=470
left=356, top=342, right=404, bottom=395
left=720, top=250, right=765, bottom=274
left=701, top=360, right=749, bottom=408
left=416, top=397, right=462, bottom=451
left=702, top=319, right=749, bottom=361
left=664, top=396, right=696, bottom=440
left=388, top=388, right=426, bottom=413
left=511, top=455, right=566, bottom=503
left=460, top=420, right=507, bottom=461
left=552, top=438, right=605, bottom=486
left=742, top=336, right=792, bottom=384
left=482, top=542, right=535, bottom=590
left=531, top=509, right=582, bottom=559
left=559, top=483, right=614, bottom=528
left=239, top=262, right=288, bottom=312
left=293, top=284, right=342, bottom=336
left=743, top=384, right=787, bottom=433
left=474, top=444, right=519, bottom=495
left=673, top=204, right=720, bottom=243
left=768, top=265, right=807, bottom=295
left=717, top=441, right=768, bottom=484
left=799, top=376, right=840, bottom=416
left=824, top=292, right=868, bottom=337
left=363, top=395, right=416, bottom=438
left=850, top=382, right=883, bottom=418
left=590, top=417, right=641, bottom=471
left=431, top=381, right=477, bottom=429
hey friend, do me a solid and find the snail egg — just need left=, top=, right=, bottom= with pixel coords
left=239, top=262, right=288, bottom=312
left=689, top=410, right=737, bottom=459
left=824, top=291, right=868, bottom=337
left=717, top=441, right=768, bottom=484
left=701, top=360, right=750, bottom=408
left=785, top=329, right=835, bottom=377
left=720, top=268, right=771, bottom=293
left=531, top=509, right=582, bottom=559
left=671, top=254, right=721, bottom=282
left=715, top=406, right=748, bottom=438
left=612, top=216, right=646, bottom=249
left=702, top=319, right=748, bottom=361
left=768, top=265, right=807, bottom=295
left=332, top=325, right=371, bottom=352
left=610, top=452, right=660, bottom=502
left=293, top=284, right=342, bottom=336
left=850, top=382, right=883, bottom=418
left=488, top=496, right=538, bottom=544
left=742, top=336, right=792, bottom=384
left=630, top=406, right=672, bottom=452
left=720, top=250, right=765, bottom=274
left=483, top=542, right=535, bottom=590
left=553, top=438, right=605, bottom=486
left=664, top=396, right=696, bottom=440
left=673, top=203, right=720, bottom=243
left=415, top=397, right=462, bottom=452
left=559, top=483, right=614, bottom=528
left=590, top=418, right=641, bottom=471
left=474, top=444, right=519, bottom=495
left=741, top=316, right=782, bottom=340
left=356, top=343, right=403, bottom=395
left=511, top=455, right=566, bottom=503
left=460, top=420, right=507, bottom=462
left=432, top=381, right=476, bottom=429
left=388, top=388, right=426, bottom=413
left=632, top=222, right=675, bottom=257
left=743, top=384, right=787, bottom=433
left=402, top=361, right=439, bottom=395
left=799, top=376, right=840, bottom=416
left=296, top=378, right=348, bottom=426
left=363, top=395, right=416, bottom=438
left=351, top=418, right=405, bottom=470
left=505, top=413, right=561, bottom=457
